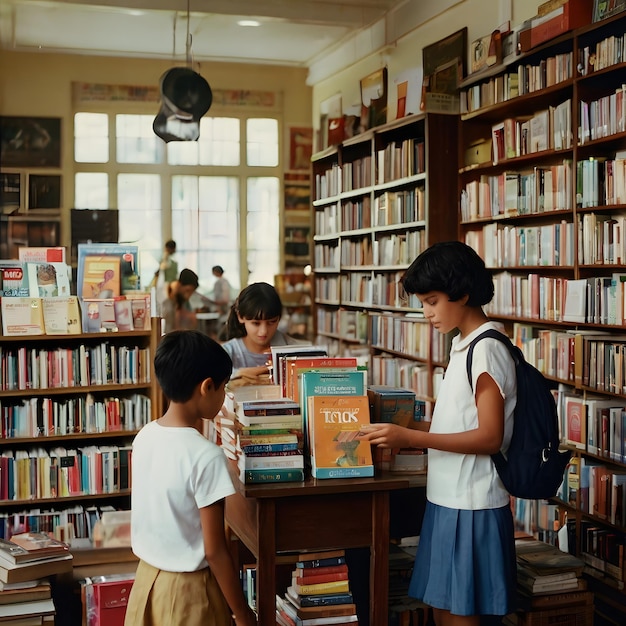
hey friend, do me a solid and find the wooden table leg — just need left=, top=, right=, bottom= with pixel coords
left=256, top=499, right=277, bottom=624
left=371, top=490, right=390, bottom=625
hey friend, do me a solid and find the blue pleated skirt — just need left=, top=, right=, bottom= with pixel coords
left=408, top=501, right=517, bottom=616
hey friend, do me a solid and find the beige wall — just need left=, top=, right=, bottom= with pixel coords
left=0, top=51, right=311, bottom=249
left=311, top=0, right=537, bottom=144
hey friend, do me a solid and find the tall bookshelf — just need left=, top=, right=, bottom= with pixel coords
left=458, top=11, right=626, bottom=625
left=311, top=112, right=458, bottom=416
left=0, top=323, right=162, bottom=547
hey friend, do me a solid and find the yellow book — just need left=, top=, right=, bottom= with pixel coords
left=308, top=395, right=374, bottom=479
left=293, top=579, right=350, bottom=596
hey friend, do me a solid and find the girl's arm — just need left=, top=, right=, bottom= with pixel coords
left=200, top=501, right=257, bottom=626
left=359, top=373, right=504, bottom=455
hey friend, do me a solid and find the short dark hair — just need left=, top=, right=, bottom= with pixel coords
left=178, top=268, right=199, bottom=288
left=212, top=265, right=224, bottom=275
left=154, top=330, right=232, bottom=402
left=165, top=239, right=176, bottom=253
left=225, top=282, right=283, bottom=339
left=402, top=241, right=494, bottom=307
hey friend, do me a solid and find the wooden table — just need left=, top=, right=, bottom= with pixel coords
left=225, top=468, right=410, bottom=625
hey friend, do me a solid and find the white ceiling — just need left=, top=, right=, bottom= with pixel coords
left=0, top=0, right=408, bottom=69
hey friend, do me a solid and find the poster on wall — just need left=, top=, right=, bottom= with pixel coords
left=289, top=127, right=314, bottom=171
left=421, top=28, right=467, bottom=115
left=0, top=117, right=62, bottom=168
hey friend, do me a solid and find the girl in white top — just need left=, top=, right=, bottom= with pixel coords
left=359, top=241, right=517, bottom=626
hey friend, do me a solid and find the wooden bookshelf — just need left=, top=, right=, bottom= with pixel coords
left=458, top=12, right=626, bottom=625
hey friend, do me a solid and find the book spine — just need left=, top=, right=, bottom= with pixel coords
left=296, top=593, right=354, bottom=607
left=243, top=468, right=304, bottom=483
left=312, top=466, right=374, bottom=479
left=241, top=443, right=300, bottom=454
left=295, top=557, right=346, bottom=569
left=295, top=571, right=349, bottom=585
left=295, top=579, right=350, bottom=595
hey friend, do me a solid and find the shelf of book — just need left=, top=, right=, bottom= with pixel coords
left=458, top=10, right=626, bottom=622
left=0, top=323, right=162, bottom=549
left=311, top=112, right=458, bottom=414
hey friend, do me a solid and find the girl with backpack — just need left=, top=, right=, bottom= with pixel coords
left=359, top=241, right=517, bottom=626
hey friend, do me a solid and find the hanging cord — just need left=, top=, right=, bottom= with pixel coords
left=185, top=0, right=192, bottom=68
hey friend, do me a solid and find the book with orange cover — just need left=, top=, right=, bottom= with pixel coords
left=307, top=395, right=374, bottom=479
left=294, top=571, right=349, bottom=585
left=286, top=357, right=358, bottom=403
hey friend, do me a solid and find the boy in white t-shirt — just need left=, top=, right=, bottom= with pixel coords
left=125, top=330, right=256, bottom=626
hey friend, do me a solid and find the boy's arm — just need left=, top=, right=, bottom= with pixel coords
left=200, top=501, right=257, bottom=625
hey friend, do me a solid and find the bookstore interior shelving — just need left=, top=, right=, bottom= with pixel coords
left=457, top=10, right=626, bottom=625
left=0, top=323, right=162, bottom=551
left=311, top=112, right=459, bottom=415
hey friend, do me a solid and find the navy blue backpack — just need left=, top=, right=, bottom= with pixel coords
left=466, top=329, right=571, bottom=500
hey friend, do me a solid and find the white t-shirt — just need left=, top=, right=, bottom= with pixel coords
left=427, top=321, right=516, bottom=510
left=130, top=420, right=235, bottom=571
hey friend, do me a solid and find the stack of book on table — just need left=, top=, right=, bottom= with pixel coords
left=515, top=538, right=586, bottom=597
left=0, top=532, right=73, bottom=624
left=276, top=549, right=359, bottom=625
left=218, top=386, right=305, bottom=484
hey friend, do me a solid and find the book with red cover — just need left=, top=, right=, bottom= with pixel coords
left=286, top=357, right=358, bottom=402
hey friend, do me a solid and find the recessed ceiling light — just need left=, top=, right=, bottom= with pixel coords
left=237, top=19, right=261, bottom=27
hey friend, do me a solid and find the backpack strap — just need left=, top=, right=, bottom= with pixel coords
left=466, top=329, right=519, bottom=391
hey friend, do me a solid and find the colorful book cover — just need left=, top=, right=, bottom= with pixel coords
left=269, top=344, right=327, bottom=392
left=76, top=243, right=140, bottom=299
left=17, top=247, right=66, bottom=264
left=1, top=297, right=45, bottom=336
left=308, top=395, right=374, bottom=479
left=286, top=357, right=358, bottom=403
left=299, top=370, right=367, bottom=459
left=240, top=467, right=304, bottom=484
left=42, top=296, right=82, bottom=335
left=26, top=262, right=71, bottom=298
left=0, top=261, right=32, bottom=298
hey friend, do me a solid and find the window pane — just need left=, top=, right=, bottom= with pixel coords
left=200, top=118, right=240, bottom=166
left=118, top=174, right=161, bottom=289
left=246, top=118, right=278, bottom=167
left=74, top=112, right=108, bottom=163
left=247, top=177, right=279, bottom=283
left=116, top=115, right=163, bottom=164
left=167, top=141, right=199, bottom=166
left=75, top=173, right=108, bottom=209
left=172, top=175, right=240, bottom=292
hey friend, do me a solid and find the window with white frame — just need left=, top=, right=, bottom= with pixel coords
left=73, top=111, right=281, bottom=296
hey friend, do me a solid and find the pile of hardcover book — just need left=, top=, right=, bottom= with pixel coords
left=0, top=531, right=73, bottom=624
left=218, top=386, right=305, bottom=484
left=514, top=538, right=586, bottom=597
left=276, top=549, right=359, bottom=625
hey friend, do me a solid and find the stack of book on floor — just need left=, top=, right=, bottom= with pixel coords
left=515, top=538, right=586, bottom=597
left=276, top=549, right=359, bottom=625
left=0, top=532, right=73, bottom=624
left=219, top=387, right=305, bottom=484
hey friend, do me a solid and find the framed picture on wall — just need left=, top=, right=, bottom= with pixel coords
left=289, top=127, right=313, bottom=171
left=0, top=173, right=21, bottom=213
left=28, top=174, right=62, bottom=211
left=0, top=116, right=62, bottom=168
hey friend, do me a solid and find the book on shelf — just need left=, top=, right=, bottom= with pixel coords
left=295, top=551, right=346, bottom=570
left=292, top=579, right=351, bottom=597
left=0, top=533, right=69, bottom=565
left=237, top=450, right=304, bottom=471
left=1, top=297, right=45, bottom=336
left=515, top=539, right=584, bottom=576
left=0, top=553, right=73, bottom=585
left=295, top=564, right=349, bottom=578
left=235, top=398, right=301, bottom=428
left=76, top=243, right=140, bottom=299
left=17, top=247, right=66, bottom=264
left=564, top=394, right=586, bottom=449
left=26, top=262, right=71, bottom=298
left=0, top=581, right=51, bottom=605
left=42, top=296, right=82, bottom=335
left=293, top=570, right=349, bottom=585
left=307, top=395, right=374, bottom=479
left=0, top=596, right=56, bottom=620
left=286, top=586, right=354, bottom=608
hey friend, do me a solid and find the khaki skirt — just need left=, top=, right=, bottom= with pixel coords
left=124, top=560, right=233, bottom=626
